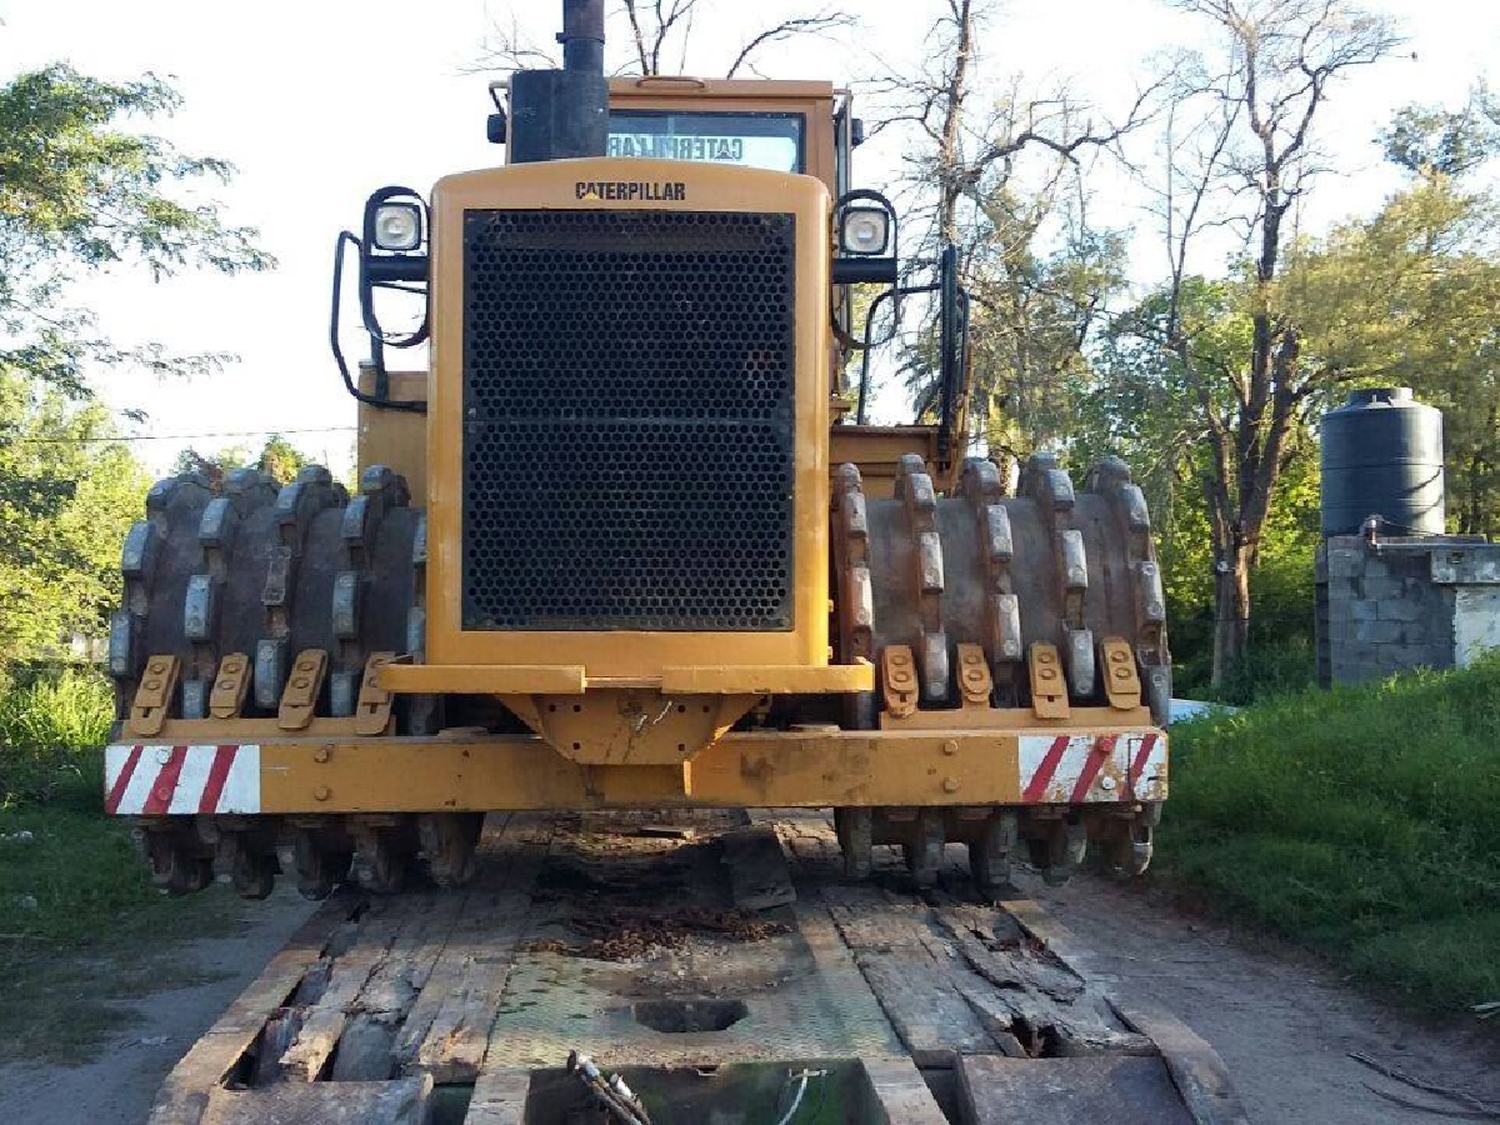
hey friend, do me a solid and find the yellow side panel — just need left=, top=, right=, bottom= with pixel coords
left=356, top=366, right=429, bottom=505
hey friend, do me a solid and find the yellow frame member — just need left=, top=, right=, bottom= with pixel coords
left=103, top=729, right=1167, bottom=815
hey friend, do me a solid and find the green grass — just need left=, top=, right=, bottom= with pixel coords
left=0, top=664, right=114, bottom=806
left=1160, top=656, right=1500, bottom=1016
left=0, top=666, right=239, bottom=1062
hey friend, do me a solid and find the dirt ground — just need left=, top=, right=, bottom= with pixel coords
left=1028, top=871, right=1500, bottom=1124
left=0, top=884, right=316, bottom=1125
left=2, top=867, right=1497, bottom=1124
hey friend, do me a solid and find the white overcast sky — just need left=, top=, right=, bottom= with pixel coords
left=3, top=0, right=1496, bottom=472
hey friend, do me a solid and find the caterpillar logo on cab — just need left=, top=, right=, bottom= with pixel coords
left=575, top=180, right=687, bottom=202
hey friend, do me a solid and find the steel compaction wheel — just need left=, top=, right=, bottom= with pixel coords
left=107, top=464, right=476, bottom=899
left=830, top=453, right=1170, bottom=892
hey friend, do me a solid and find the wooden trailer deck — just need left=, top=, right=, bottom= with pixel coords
left=145, top=811, right=1250, bottom=1125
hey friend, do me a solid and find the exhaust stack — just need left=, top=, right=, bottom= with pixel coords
left=508, top=0, right=609, bottom=164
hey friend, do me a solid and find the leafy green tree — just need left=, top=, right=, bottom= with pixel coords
left=1280, top=176, right=1500, bottom=535
left=1380, top=87, right=1500, bottom=177
left=0, top=64, right=272, bottom=662
left=0, top=373, right=150, bottom=660
left=951, top=182, right=1129, bottom=463
left=0, top=64, right=272, bottom=397
left=172, top=434, right=312, bottom=487
left=256, top=433, right=311, bottom=484
left=1079, top=276, right=1322, bottom=697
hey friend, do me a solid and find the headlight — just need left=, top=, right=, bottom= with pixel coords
left=373, top=203, right=422, bottom=251
left=840, top=207, right=890, bottom=256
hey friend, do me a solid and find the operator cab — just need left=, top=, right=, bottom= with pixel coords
left=493, top=77, right=854, bottom=188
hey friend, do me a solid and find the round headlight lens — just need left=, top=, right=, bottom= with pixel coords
left=373, top=204, right=421, bottom=251
left=842, top=208, right=889, bottom=255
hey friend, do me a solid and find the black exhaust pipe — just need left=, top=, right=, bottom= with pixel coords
left=560, top=0, right=605, bottom=74
left=508, top=0, right=608, bottom=163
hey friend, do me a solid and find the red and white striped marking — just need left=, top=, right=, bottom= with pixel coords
left=1018, top=733, right=1166, bottom=803
left=104, top=744, right=261, bottom=815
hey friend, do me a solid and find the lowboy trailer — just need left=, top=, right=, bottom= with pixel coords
left=143, top=810, right=1250, bottom=1125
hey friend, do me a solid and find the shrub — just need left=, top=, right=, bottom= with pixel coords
left=0, top=665, right=114, bottom=806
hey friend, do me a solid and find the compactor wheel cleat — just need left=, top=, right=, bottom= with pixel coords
left=288, top=826, right=353, bottom=901
left=969, top=812, right=1019, bottom=899
left=1026, top=819, right=1088, bottom=886
left=351, top=819, right=418, bottom=894
left=419, top=812, right=484, bottom=888
left=141, top=825, right=214, bottom=896
left=218, top=831, right=279, bottom=900
left=1101, top=813, right=1156, bottom=878
left=834, top=808, right=873, bottom=880
left=903, top=810, right=946, bottom=888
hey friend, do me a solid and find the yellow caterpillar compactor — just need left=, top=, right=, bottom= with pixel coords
left=103, top=0, right=1170, bottom=902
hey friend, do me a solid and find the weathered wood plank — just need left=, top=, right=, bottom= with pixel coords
left=399, top=818, right=551, bottom=1083
left=721, top=824, right=796, bottom=910
left=862, top=1057, right=950, bottom=1125
left=957, top=1054, right=1196, bottom=1125
left=462, top=1068, right=531, bottom=1125
left=405, top=890, right=536, bottom=1083
left=822, top=886, right=999, bottom=1062
left=147, top=890, right=362, bottom=1125
left=1113, top=1003, right=1254, bottom=1125
left=332, top=889, right=470, bottom=1080
left=855, top=952, right=995, bottom=1064
left=277, top=901, right=412, bottom=1081
left=199, top=1076, right=431, bottom=1125
left=933, top=906, right=1150, bottom=1056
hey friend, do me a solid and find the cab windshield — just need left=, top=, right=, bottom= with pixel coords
left=606, top=111, right=804, bottom=173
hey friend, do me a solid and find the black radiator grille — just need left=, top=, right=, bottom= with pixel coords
left=461, top=209, right=796, bottom=631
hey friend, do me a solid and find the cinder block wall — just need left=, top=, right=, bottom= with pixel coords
left=1315, top=535, right=1500, bottom=686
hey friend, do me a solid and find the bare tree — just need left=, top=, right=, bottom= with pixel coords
left=1141, top=0, right=1401, bottom=685
left=474, top=2, right=854, bottom=78
left=867, top=0, right=1162, bottom=462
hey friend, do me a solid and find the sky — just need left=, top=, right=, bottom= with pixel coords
left=4, top=0, right=1498, bottom=473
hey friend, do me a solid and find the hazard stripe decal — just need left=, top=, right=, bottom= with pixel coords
left=142, top=745, right=187, bottom=815
left=103, top=743, right=144, bottom=815
left=1068, top=734, right=1117, bottom=804
left=1019, top=733, right=1167, bottom=803
left=103, top=744, right=261, bottom=815
left=198, top=745, right=239, bottom=814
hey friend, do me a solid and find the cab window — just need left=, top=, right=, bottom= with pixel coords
left=606, top=111, right=805, bottom=173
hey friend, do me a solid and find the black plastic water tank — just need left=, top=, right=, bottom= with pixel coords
left=1320, top=387, right=1444, bottom=536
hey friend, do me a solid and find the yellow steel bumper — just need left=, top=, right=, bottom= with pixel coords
left=104, top=727, right=1167, bottom=816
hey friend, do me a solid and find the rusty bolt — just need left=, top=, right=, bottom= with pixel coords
left=154, top=786, right=172, bottom=802
left=313, top=747, right=331, bottom=764
left=943, top=777, right=961, bottom=793
left=293, top=677, right=310, bottom=690
left=314, top=785, right=331, bottom=802
left=1110, top=649, right=1129, bottom=663
left=149, top=661, right=166, bottom=673
left=890, top=651, right=908, bottom=666
left=145, top=679, right=160, bottom=691
left=1039, top=667, right=1057, bottom=681
left=1113, top=666, right=1131, bottom=680
left=297, top=659, right=314, bottom=671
